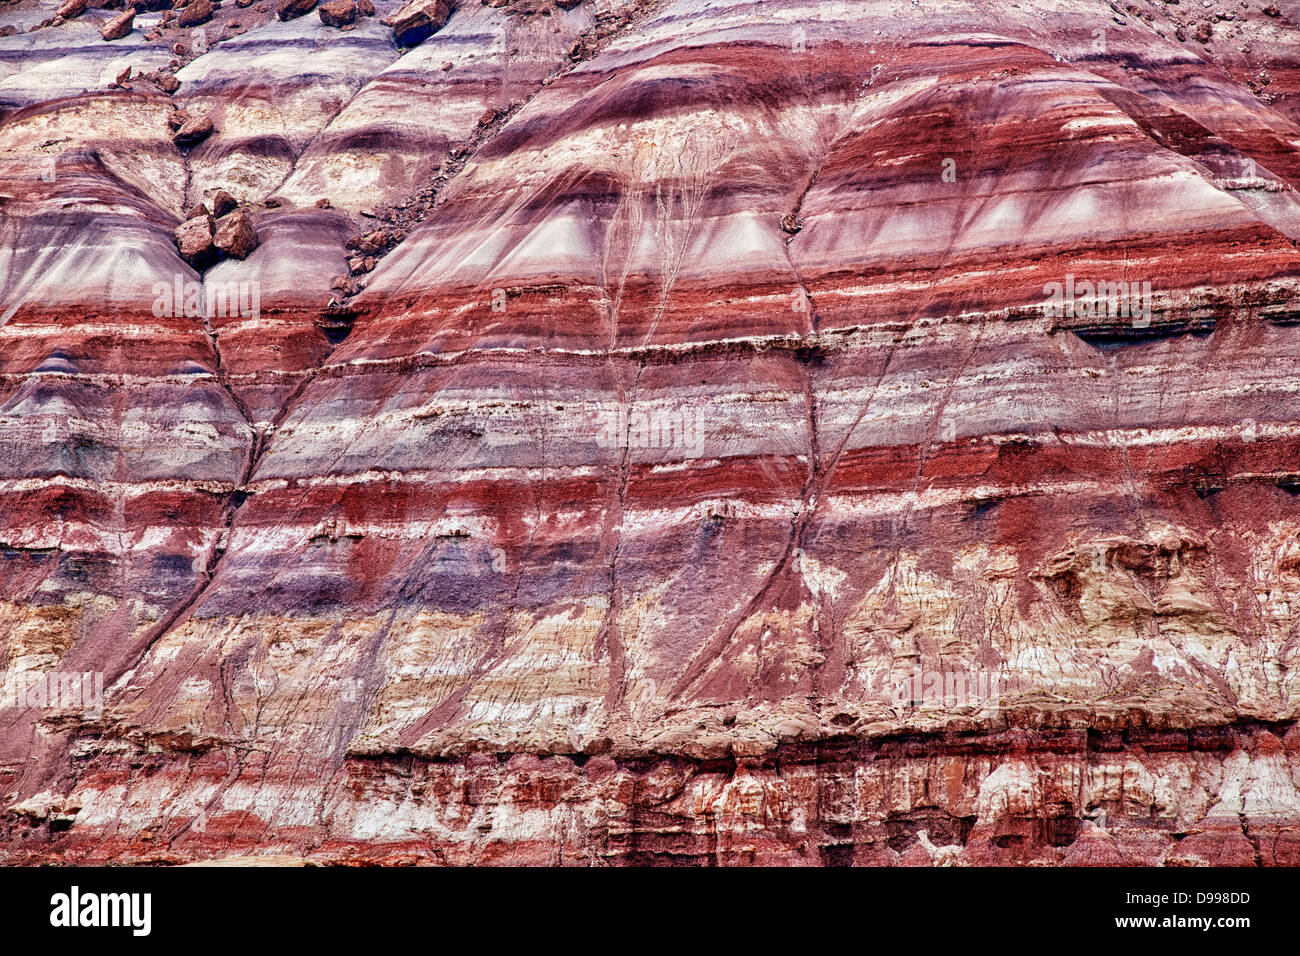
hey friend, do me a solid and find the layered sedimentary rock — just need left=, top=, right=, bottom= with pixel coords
left=1, top=0, right=1299, bottom=865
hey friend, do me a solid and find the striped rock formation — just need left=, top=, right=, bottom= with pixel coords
left=0, top=0, right=1299, bottom=865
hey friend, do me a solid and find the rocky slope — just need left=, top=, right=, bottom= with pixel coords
left=1, top=0, right=1299, bottom=865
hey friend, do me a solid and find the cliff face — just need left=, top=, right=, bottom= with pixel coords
left=1, top=0, right=1300, bottom=865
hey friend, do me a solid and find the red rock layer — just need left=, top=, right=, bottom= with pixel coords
left=0, top=0, right=1299, bottom=864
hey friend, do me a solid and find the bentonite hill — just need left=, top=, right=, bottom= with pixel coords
left=0, top=0, right=1299, bottom=866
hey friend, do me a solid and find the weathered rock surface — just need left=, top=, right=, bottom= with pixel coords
left=1, top=0, right=1300, bottom=866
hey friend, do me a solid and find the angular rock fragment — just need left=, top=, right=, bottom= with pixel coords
left=318, top=0, right=356, bottom=25
left=567, top=33, right=596, bottom=58
left=277, top=0, right=317, bottom=19
left=213, top=210, right=259, bottom=258
left=172, top=115, right=214, bottom=146
left=177, top=0, right=214, bottom=26
left=387, top=0, right=454, bottom=46
left=210, top=189, right=238, bottom=218
left=174, top=214, right=216, bottom=268
left=355, top=228, right=388, bottom=254
left=100, top=9, right=134, bottom=39
left=56, top=0, right=87, bottom=19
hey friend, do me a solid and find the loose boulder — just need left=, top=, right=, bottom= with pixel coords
left=177, top=0, right=214, bottom=27
left=56, top=0, right=88, bottom=19
left=174, top=215, right=216, bottom=268
left=319, top=0, right=356, bottom=25
left=100, top=10, right=134, bottom=39
left=172, top=115, right=214, bottom=147
left=387, top=0, right=454, bottom=46
left=213, top=211, right=259, bottom=259
left=210, top=189, right=238, bottom=218
left=277, top=0, right=317, bottom=19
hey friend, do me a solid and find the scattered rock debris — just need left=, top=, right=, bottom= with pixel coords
left=327, top=0, right=667, bottom=315
left=174, top=194, right=260, bottom=267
